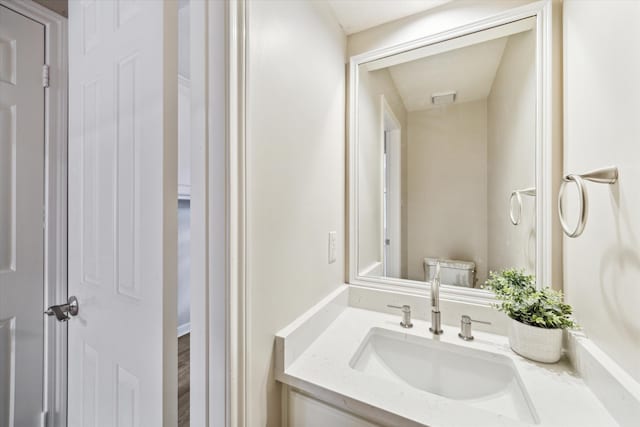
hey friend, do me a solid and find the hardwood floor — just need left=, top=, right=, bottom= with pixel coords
left=178, top=333, right=190, bottom=427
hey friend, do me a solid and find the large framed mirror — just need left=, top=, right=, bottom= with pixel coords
left=348, top=3, right=552, bottom=303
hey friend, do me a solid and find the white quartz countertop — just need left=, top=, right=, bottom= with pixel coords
left=277, top=305, right=618, bottom=427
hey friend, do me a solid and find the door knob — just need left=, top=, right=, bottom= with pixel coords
left=44, top=296, right=79, bottom=322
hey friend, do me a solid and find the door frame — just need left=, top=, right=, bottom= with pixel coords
left=227, top=1, right=248, bottom=424
left=0, top=0, right=68, bottom=425
left=191, top=0, right=247, bottom=425
left=1, top=1, right=247, bottom=425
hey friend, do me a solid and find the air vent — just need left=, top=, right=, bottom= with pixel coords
left=431, top=91, right=457, bottom=105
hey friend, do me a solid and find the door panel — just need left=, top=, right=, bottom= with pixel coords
left=68, top=1, right=177, bottom=426
left=0, top=5, right=46, bottom=427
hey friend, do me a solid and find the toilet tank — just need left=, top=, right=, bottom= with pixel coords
left=424, top=258, right=476, bottom=288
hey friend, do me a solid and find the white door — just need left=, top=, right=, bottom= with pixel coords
left=381, top=97, right=402, bottom=279
left=385, top=129, right=402, bottom=278
left=0, top=5, right=45, bottom=426
left=67, top=1, right=178, bottom=426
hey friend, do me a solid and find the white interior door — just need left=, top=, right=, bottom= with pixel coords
left=384, top=129, right=402, bottom=278
left=381, top=96, right=402, bottom=278
left=0, top=5, right=45, bottom=426
left=67, top=1, right=178, bottom=426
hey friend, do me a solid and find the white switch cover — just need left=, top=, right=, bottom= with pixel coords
left=328, top=231, right=337, bottom=264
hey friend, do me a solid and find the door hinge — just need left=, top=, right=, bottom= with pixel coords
left=42, top=64, right=50, bottom=88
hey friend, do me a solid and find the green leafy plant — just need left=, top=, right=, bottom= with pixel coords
left=484, top=269, right=578, bottom=329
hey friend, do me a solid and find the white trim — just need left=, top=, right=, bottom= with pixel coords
left=177, top=322, right=191, bottom=338
left=348, top=0, right=553, bottom=306
left=227, top=1, right=247, bottom=425
left=191, top=1, right=247, bottom=426
left=192, top=1, right=247, bottom=424
left=566, top=331, right=640, bottom=426
left=360, top=261, right=383, bottom=278
left=190, top=0, right=214, bottom=425
left=536, top=0, right=553, bottom=288
left=364, top=16, right=537, bottom=72
left=0, top=1, right=68, bottom=426
left=188, top=0, right=208, bottom=418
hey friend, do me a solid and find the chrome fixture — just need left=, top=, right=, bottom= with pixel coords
left=44, top=296, right=79, bottom=322
left=558, top=166, right=618, bottom=238
left=387, top=304, right=413, bottom=329
left=509, top=187, right=536, bottom=225
left=429, top=262, right=443, bottom=335
left=458, top=315, right=491, bottom=341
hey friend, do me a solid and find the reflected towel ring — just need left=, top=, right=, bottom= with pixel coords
left=509, top=187, right=536, bottom=225
left=557, top=166, right=618, bottom=238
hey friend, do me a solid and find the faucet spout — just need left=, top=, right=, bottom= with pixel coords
left=431, top=261, right=440, bottom=311
left=429, top=261, right=443, bottom=335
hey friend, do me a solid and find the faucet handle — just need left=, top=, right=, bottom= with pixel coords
left=462, top=315, right=491, bottom=325
left=387, top=304, right=413, bottom=329
left=458, top=315, right=491, bottom=341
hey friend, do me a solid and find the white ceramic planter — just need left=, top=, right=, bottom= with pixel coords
left=508, top=318, right=563, bottom=363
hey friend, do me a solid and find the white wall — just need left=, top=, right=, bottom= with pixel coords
left=246, top=1, right=346, bottom=425
left=564, top=0, right=640, bottom=383
left=357, top=68, right=407, bottom=276
left=406, top=100, right=488, bottom=284
left=487, top=30, right=536, bottom=277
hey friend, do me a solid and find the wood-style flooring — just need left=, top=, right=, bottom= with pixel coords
left=178, top=333, right=190, bottom=427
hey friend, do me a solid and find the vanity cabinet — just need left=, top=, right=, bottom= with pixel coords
left=286, top=388, right=381, bottom=427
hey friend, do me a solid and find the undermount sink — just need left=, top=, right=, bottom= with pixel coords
left=349, top=327, right=539, bottom=424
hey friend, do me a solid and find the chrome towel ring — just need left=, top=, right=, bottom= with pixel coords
left=558, top=166, right=618, bottom=238
left=509, top=187, right=536, bottom=225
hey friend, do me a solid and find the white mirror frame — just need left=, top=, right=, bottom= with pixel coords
left=348, top=0, right=552, bottom=305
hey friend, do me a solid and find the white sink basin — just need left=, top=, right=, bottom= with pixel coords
left=349, top=327, right=539, bottom=424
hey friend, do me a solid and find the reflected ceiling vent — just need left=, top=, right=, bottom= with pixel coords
left=431, top=91, right=457, bottom=105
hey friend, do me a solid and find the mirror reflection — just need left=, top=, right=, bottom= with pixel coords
left=357, top=18, right=537, bottom=288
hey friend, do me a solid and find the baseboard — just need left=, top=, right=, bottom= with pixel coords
left=177, top=322, right=191, bottom=337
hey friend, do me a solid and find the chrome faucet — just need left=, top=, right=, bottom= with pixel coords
left=429, top=261, right=443, bottom=335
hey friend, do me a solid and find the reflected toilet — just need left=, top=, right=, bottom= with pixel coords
left=424, top=258, right=476, bottom=288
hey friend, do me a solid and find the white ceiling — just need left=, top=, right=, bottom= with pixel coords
left=326, top=0, right=452, bottom=35
left=386, top=36, right=509, bottom=112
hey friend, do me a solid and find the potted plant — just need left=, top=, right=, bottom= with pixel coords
left=484, top=269, right=577, bottom=363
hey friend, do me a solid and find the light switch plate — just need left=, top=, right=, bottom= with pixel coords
left=328, top=231, right=337, bottom=264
